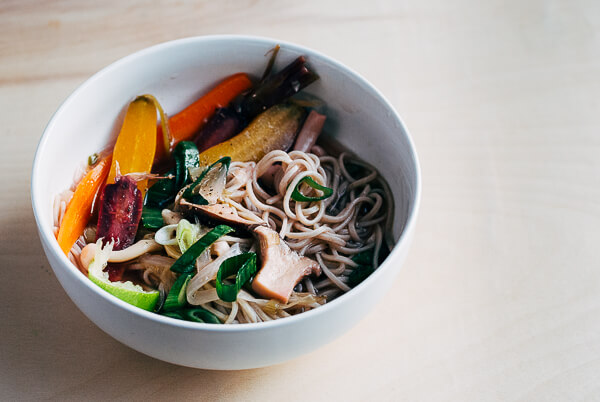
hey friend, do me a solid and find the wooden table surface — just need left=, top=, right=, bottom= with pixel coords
left=2, top=1, right=600, bottom=400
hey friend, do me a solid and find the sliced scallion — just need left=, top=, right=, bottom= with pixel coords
left=170, top=225, right=234, bottom=274
left=141, top=207, right=164, bottom=230
left=180, top=307, right=221, bottom=324
left=163, top=274, right=191, bottom=312
left=216, top=253, right=258, bottom=302
left=290, top=176, right=333, bottom=202
left=161, top=307, right=221, bottom=324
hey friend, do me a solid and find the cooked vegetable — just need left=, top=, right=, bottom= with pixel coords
left=259, top=45, right=280, bottom=82
left=96, top=175, right=143, bottom=250
left=292, top=110, right=326, bottom=152
left=348, top=250, right=376, bottom=287
left=260, top=110, right=326, bottom=188
left=163, top=273, right=191, bottom=311
left=197, top=103, right=305, bottom=166
left=179, top=307, right=221, bottom=324
left=162, top=307, right=220, bottom=323
left=176, top=218, right=201, bottom=253
left=141, top=207, right=164, bottom=230
left=57, top=155, right=112, bottom=255
left=154, top=223, right=178, bottom=246
left=80, top=240, right=162, bottom=269
left=216, top=253, right=258, bottom=302
left=179, top=202, right=259, bottom=233
left=251, top=226, right=321, bottom=303
left=157, top=72, right=252, bottom=154
left=291, top=176, right=333, bottom=202
left=186, top=243, right=243, bottom=304
left=144, top=141, right=199, bottom=210
left=193, top=108, right=242, bottom=153
left=235, top=56, right=318, bottom=120
left=106, top=95, right=159, bottom=192
left=173, top=141, right=200, bottom=188
left=348, top=264, right=375, bottom=288
left=183, top=157, right=231, bottom=205
left=162, top=225, right=234, bottom=311
left=169, top=225, right=234, bottom=274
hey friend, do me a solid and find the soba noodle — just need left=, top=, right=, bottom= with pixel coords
left=56, top=146, right=393, bottom=324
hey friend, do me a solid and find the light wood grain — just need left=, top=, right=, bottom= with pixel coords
left=2, top=0, right=600, bottom=400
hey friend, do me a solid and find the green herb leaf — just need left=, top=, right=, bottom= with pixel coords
left=170, top=225, right=234, bottom=274
left=291, top=176, right=333, bottom=202
left=216, top=253, right=258, bottom=302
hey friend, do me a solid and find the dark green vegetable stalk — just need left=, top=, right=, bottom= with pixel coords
left=145, top=141, right=200, bottom=210
left=216, top=253, right=258, bottom=302
left=141, top=207, right=164, bottom=230
left=162, top=307, right=220, bottom=324
left=170, top=225, right=234, bottom=274
left=161, top=225, right=234, bottom=312
left=291, top=176, right=333, bottom=202
left=163, top=274, right=191, bottom=312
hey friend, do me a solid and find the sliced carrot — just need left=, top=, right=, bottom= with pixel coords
left=107, top=95, right=158, bottom=191
left=57, top=155, right=112, bottom=256
left=154, top=72, right=252, bottom=162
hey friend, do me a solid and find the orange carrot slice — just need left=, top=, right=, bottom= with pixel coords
left=154, top=72, right=252, bottom=162
left=57, top=155, right=112, bottom=256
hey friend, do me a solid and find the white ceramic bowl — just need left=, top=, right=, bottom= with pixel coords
left=31, top=35, right=421, bottom=369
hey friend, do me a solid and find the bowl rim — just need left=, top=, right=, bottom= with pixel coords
left=31, top=34, right=421, bottom=332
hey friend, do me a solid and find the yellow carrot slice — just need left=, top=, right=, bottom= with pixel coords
left=197, top=103, right=305, bottom=166
left=107, top=95, right=159, bottom=191
left=57, top=156, right=112, bottom=256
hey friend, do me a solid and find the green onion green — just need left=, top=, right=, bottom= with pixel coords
left=170, top=225, right=234, bottom=274
left=161, top=307, right=221, bottom=324
left=163, top=274, right=191, bottom=312
left=145, top=142, right=199, bottom=208
left=290, top=176, right=333, bottom=202
left=180, top=307, right=221, bottom=324
left=141, top=207, right=164, bottom=230
left=216, top=253, right=258, bottom=302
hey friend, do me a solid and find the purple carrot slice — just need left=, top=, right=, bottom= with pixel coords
left=96, top=175, right=143, bottom=251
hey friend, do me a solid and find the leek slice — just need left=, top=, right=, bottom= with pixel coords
left=216, top=253, right=258, bottom=302
left=291, top=176, right=333, bottom=202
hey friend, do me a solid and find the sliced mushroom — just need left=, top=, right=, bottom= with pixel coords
left=251, top=226, right=321, bottom=303
left=179, top=199, right=261, bottom=234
